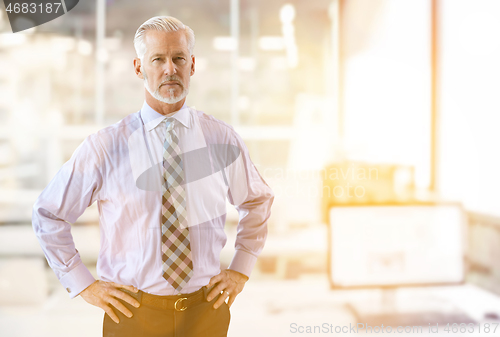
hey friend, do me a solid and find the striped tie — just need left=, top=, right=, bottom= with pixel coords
left=161, top=118, right=193, bottom=292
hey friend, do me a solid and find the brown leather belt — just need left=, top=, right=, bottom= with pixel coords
left=123, top=284, right=217, bottom=311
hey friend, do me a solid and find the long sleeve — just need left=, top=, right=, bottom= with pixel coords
left=32, top=134, right=104, bottom=299
left=225, top=129, right=274, bottom=278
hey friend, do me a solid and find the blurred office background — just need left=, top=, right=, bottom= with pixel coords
left=1, top=0, right=500, bottom=336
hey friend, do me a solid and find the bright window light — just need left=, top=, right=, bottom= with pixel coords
left=213, top=37, right=237, bottom=51
left=259, top=36, right=285, bottom=51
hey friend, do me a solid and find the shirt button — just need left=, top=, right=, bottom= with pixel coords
left=66, top=287, right=71, bottom=293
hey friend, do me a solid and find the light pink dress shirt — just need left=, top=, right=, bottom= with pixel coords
left=32, top=101, right=274, bottom=299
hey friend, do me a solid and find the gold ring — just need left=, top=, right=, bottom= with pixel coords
left=225, top=291, right=230, bottom=296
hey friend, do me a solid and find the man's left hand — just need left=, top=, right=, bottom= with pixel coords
left=206, top=269, right=249, bottom=309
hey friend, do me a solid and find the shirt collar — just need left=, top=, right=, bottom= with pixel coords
left=140, top=100, right=192, bottom=131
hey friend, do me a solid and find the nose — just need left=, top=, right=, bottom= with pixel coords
left=164, top=58, right=176, bottom=76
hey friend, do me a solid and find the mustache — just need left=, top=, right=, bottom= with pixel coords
left=159, top=77, right=183, bottom=87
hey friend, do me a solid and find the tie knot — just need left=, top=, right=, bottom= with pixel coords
left=166, top=118, right=176, bottom=132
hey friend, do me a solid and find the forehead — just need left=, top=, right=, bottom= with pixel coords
left=143, top=30, right=189, bottom=55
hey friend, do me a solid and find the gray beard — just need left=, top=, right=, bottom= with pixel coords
left=143, top=67, right=189, bottom=104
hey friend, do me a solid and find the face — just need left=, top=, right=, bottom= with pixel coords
left=135, top=30, right=195, bottom=104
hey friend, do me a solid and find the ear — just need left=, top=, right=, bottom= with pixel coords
left=134, top=58, right=144, bottom=79
left=190, top=55, right=195, bottom=76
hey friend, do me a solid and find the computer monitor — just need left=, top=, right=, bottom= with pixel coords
left=328, top=203, right=466, bottom=289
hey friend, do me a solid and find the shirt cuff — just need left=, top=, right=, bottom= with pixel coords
left=58, top=262, right=96, bottom=299
left=227, top=249, right=258, bottom=279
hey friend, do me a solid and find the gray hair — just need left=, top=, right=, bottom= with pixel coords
left=134, top=16, right=195, bottom=60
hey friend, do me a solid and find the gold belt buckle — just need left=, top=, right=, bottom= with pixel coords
left=174, top=297, right=188, bottom=311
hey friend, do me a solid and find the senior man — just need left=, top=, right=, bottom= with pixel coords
left=32, top=16, right=274, bottom=337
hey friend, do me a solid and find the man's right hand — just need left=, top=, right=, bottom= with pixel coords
left=79, top=280, right=141, bottom=324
